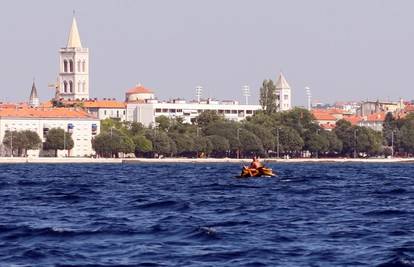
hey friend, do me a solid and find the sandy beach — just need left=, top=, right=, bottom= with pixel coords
left=0, top=157, right=413, bottom=164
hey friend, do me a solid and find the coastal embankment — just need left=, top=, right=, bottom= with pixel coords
left=0, top=157, right=414, bottom=164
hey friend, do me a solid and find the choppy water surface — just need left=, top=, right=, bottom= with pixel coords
left=0, top=163, right=414, bottom=266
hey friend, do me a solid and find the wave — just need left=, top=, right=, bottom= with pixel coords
left=135, top=200, right=190, bottom=211
left=363, top=209, right=409, bottom=217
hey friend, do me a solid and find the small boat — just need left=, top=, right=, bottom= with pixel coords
left=236, top=166, right=276, bottom=178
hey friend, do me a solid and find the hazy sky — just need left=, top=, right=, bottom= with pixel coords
left=1, top=0, right=414, bottom=106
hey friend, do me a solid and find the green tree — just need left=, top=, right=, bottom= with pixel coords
left=400, top=120, right=414, bottom=153
left=92, top=129, right=134, bottom=158
left=277, top=127, right=304, bottom=154
left=132, top=135, right=153, bottom=157
left=207, top=135, right=229, bottom=157
left=334, top=119, right=354, bottom=155
left=168, top=133, right=195, bottom=155
left=149, top=132, right=171, bottom=156
left=239, top=129, right=264, bottom=157
left=243, top=122, right=275, bottom=153
left=196, top=110, right=224, bottom=128
left=193, top=136, right=212, bottom=157
left=305, top=132, right=329, bottom=157
left=326, top=131, right=343, bottom=153
left=259, top=79, right=277, bottom=114
left=44, top=128, right=74, bottom=157
left=155, top=115, right=171, bottom=131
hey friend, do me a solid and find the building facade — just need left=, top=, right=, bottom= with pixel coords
left=0, top=108, right=99, bottom=157
left=127, top=99, right=262, bottom=126
left=82, top=100, right=127, bottom=121
left=59, top=16, right=89, bottom=100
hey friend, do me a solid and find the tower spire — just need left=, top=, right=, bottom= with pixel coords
left=67, top=15, right=82, bottom=48
left=29, top=80, right=40, bottom=107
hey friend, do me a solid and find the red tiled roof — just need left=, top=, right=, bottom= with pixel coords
left=343, top=115, right=362, bottom=125
left=365, top=112, right=386, bottom=122
left=313, top=112, right=337, bottom=121
left=126, top=85, right=153, bottom=94
left=82, top=100, right=126, bottom=109
left=0, top=107, right=97, bottom=119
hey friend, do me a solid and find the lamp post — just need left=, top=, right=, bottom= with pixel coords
left=305, top=86, right=311, bottom=111
left=353, top=128, right=358, bottom=159
left=242, top=85, right=250, bottom=105
left=10, top=130, right=13, bottom=158
left=276, top=127, right=280, bottom=159
left=237, top=128, right=241, bottom=159
left=391, top=130, right=395, bottom=158
left=63, top=130, right=66, bottom=157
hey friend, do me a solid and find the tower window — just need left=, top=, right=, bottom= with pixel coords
left=69, top=81, right=73, bottom=93
left=63, top=81, right=68, bottom=93
left=83, top=81, right=86, bottom=92
left=63, top=60, right=68, bottom=72
left=77, top=61, right=81, bottom=72
left=78, top=81, right=81, bottom=92
left=69, top=60, right=74, bottom=72
left=82, top=61, right=86, bottom=72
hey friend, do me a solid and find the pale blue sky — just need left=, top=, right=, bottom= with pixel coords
left=1, top=0, right=413, bottom=106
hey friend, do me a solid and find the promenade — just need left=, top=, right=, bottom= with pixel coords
left=0, top=157, right=413, bottom=164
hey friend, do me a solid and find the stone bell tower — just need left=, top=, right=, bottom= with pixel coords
left=58, top=15, right=89, bottom=100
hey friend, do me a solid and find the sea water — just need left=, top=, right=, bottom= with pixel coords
left=0, top=163, right=413, bottom=266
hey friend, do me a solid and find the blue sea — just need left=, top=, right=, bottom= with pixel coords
left=0, top=163, right=414, bottom=266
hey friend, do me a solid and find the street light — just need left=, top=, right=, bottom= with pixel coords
left=237, top=128, right=242, bottom=159
left=63, top=130, right=66, bottom=157
left=305, top=86, right=311, bottom=111
left=242, top=85, right=250, bottom=105
left=10, top=130, right=13, bottom=158
left=276, top=127, right=281, bottom=159
left=391, top=130, right=395, bottom=158
left=353, top=128, right=358, bottom=159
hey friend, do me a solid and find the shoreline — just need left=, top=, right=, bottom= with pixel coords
left=0, top=157, right=413, bottom=164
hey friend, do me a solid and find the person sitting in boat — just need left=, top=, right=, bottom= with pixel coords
left=250, top=156, right=263, bottom=169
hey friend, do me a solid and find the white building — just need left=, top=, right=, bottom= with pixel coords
left=0, top=107, right=100, bottom=157
left=82, top=100, right=127, bottom=121
left=127, top=99, right=261, bottom=126
left=275, top=73, right=292, bottom=111
left=59, top=16, right=89, bottom=100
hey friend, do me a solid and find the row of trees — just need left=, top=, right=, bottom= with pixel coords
left=92, top=105, right=414, bottom=158
left=2, top=128, right=74, bottom=157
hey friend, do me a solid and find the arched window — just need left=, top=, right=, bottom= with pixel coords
left=69, top=81, right=73, bottom=93
left=63, top=60, right=68, bottom=72
left=82, top=61, right=86, bottom=72
left=77, top=61, right=81, bottom=72
left=69, top=60, right=74, bottom=72
left=78, top=81, right=81, bottom=92
left=63, top=81, right=68, bottom=93
left=83, top=81, right=86, bottom=92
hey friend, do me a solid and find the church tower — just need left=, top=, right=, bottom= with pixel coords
left=29, top=80, right=40, bottom=107
left=59, top=15, right=89, bottom=100
left=275, top=72, right=292, bottom=111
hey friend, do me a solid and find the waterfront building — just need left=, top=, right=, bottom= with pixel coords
left=58, top=16, right=89, bottom=100
left=125, top=85, right=261, bottom=126
left=0, top=107, right=99, bottom=157
left=275, top=73, right=292, bottom=111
